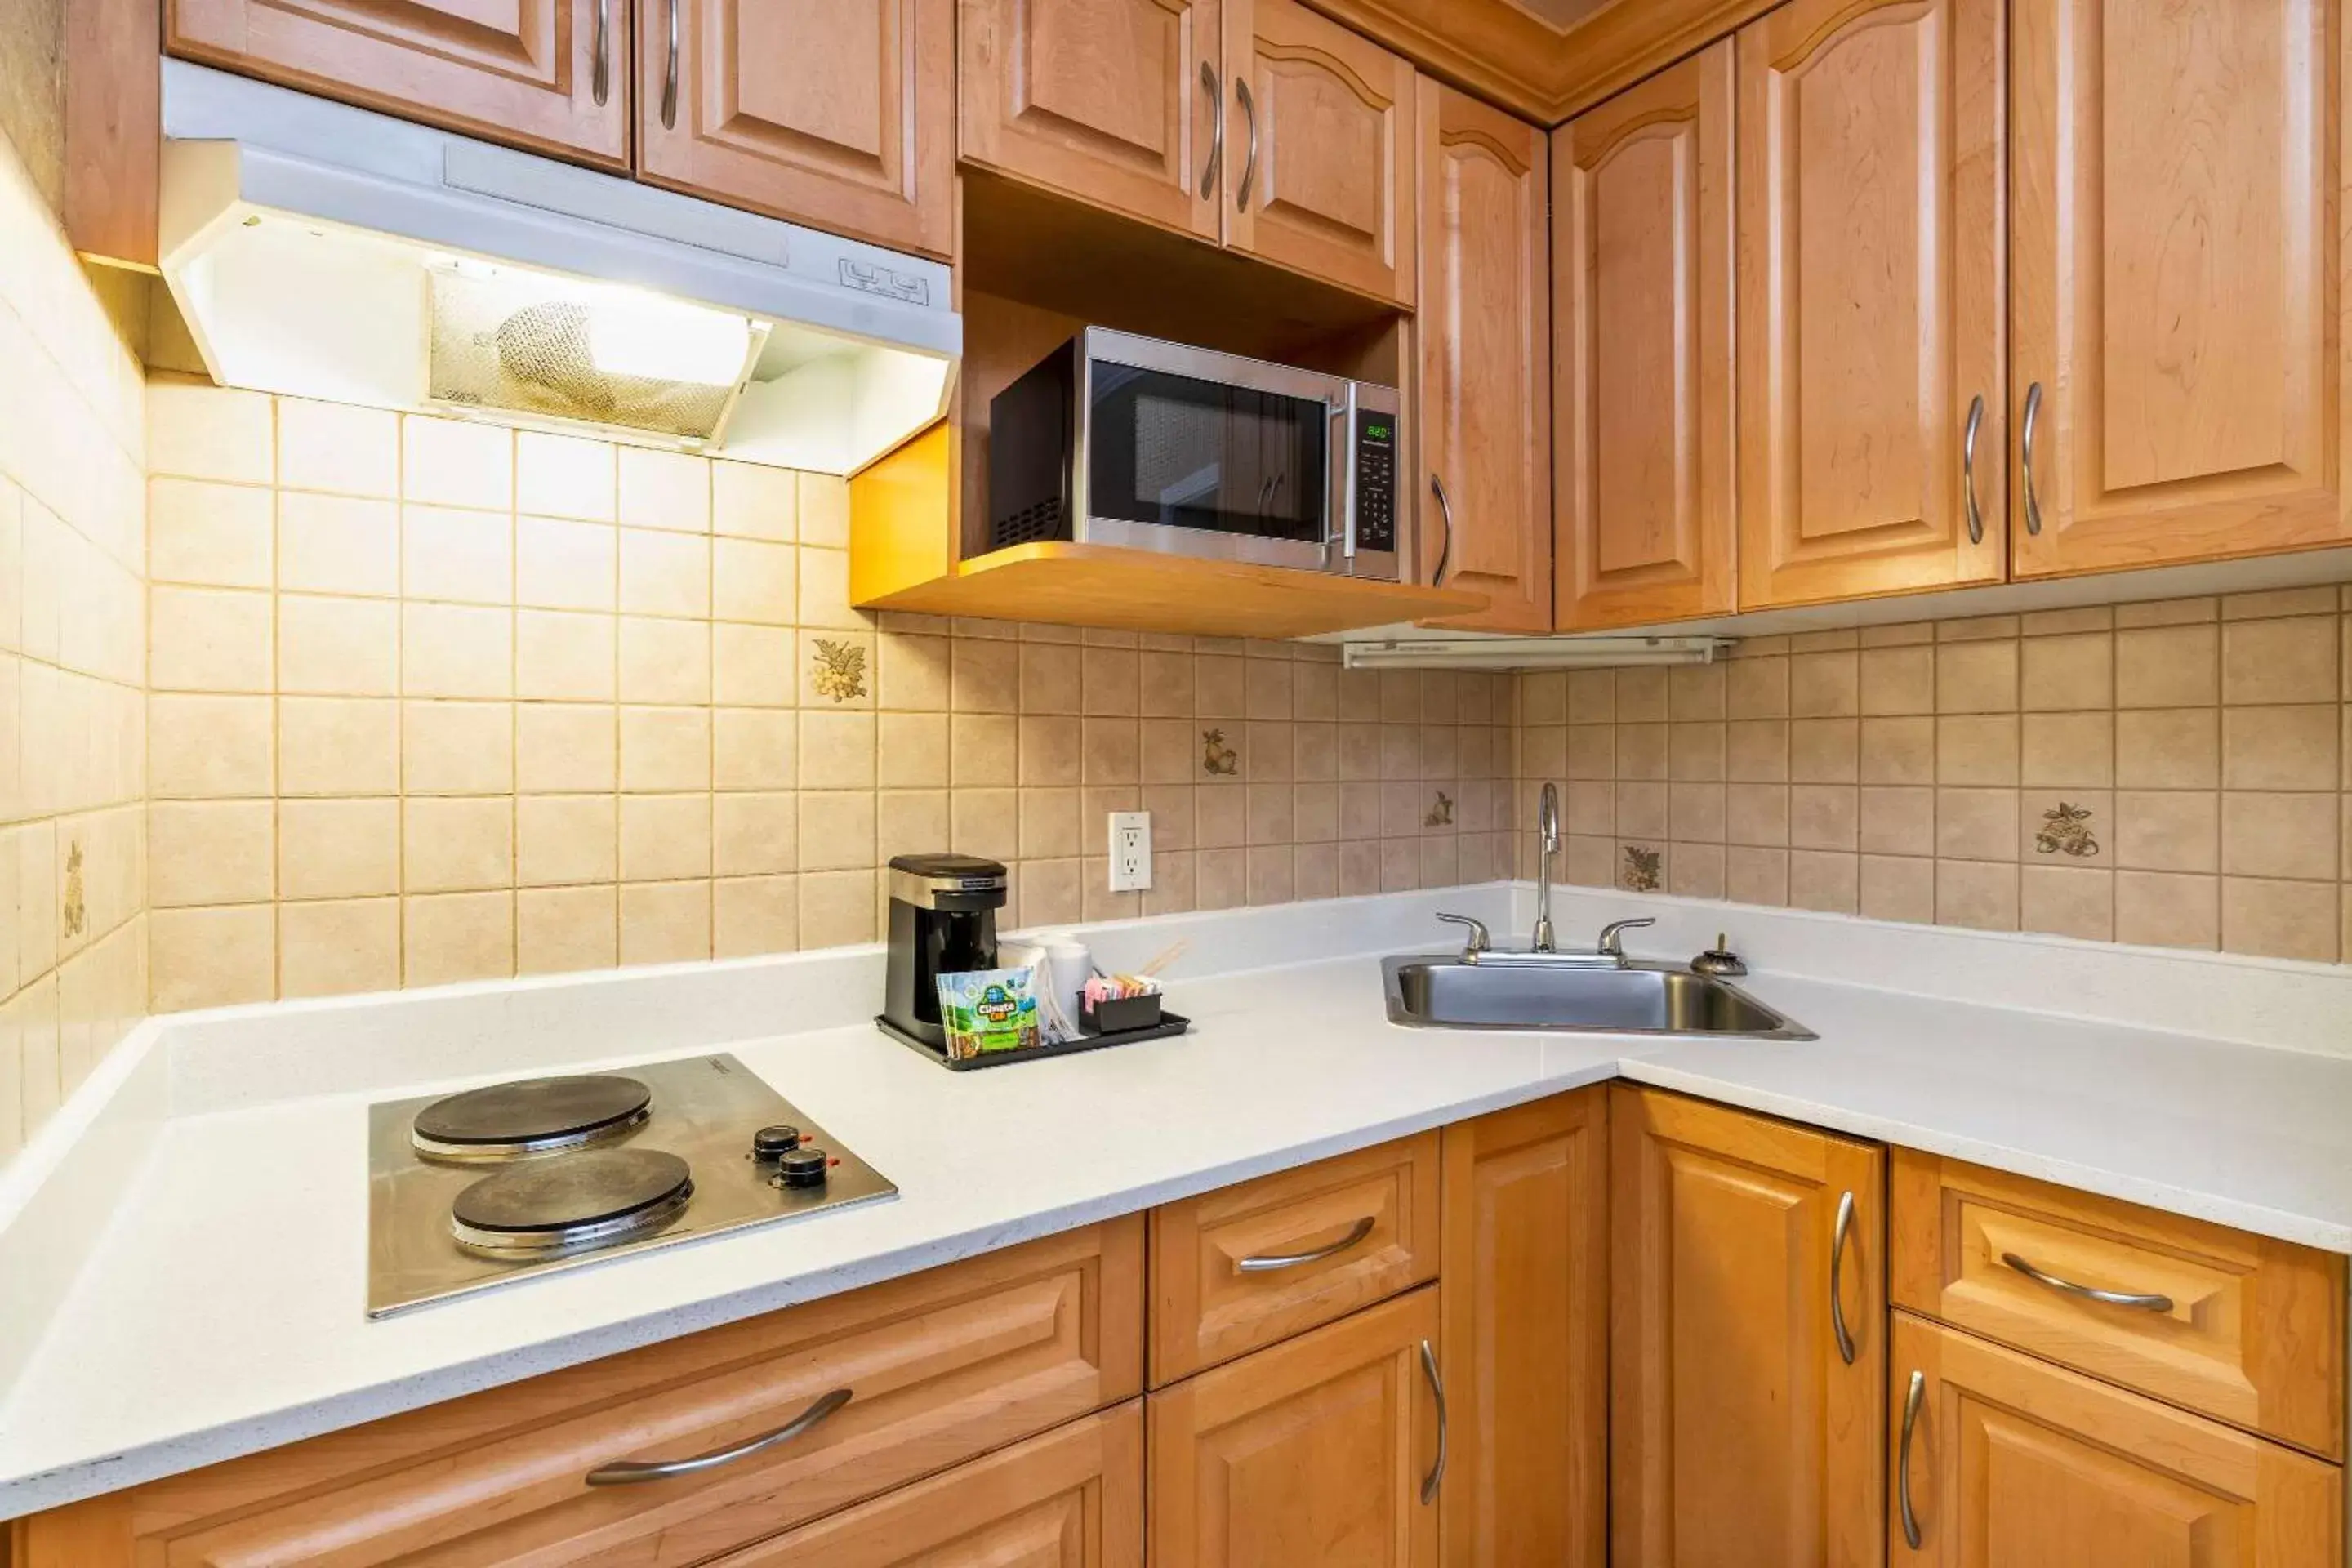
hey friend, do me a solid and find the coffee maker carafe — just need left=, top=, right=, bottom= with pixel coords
left=881, top=854, right=1009, bottom=1048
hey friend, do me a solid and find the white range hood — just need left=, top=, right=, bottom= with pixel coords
left=158, top=61, right=958, bottom=474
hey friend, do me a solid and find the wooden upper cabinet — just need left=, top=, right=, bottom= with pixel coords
left=1226, top=0, right=1419, bottom=306
left=167, top=0, right=628, bottom=165
left=1149, top=1286, right=1442, bottom=1568
left=1552, top=40, right=1735, bottom=630
left=637, top=0, right=956, bottom=259
left=1889, top=1313, right=2343, bottom=1567
left=1439, top=1089, right=1607, bottom=1568
left=2010, top=0, right=2350, bottom=577
left=1415, top=80, right=1550, bottom=632
left=1610, top=1085, right=1886, bottom=1568
left=1735, top=0, right=2006, bottom=609
left=959, top=0, right=1224, bottom=243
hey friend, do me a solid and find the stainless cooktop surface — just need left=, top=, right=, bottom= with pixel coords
left=366, top=1053, right=897, bottom=1318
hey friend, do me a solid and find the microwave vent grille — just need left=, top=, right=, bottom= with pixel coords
left=992, top=496, right=1068, bottom=549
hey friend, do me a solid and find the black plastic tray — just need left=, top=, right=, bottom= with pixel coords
left=873, top=1010, right=1192, bottom=1071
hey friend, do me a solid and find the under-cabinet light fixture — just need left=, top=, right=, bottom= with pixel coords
left=1340, top=635, right=1735, bottom=672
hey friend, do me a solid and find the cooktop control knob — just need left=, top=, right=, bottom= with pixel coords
left=777, top=1147, right=831, bottom=1188
left=751, top=1125, right=801, bottom=1160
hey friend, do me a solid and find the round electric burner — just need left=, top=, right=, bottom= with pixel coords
left=450, top=1147, right=693, bottom=1259
left=412, top=1074, right=653, bottom=1164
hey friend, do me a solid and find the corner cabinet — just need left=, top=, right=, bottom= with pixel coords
left=1610, top=1085, right=1886, bottom=1568
left=1734, top=0, right=2006, bottom=610
left=1415, top=81, right=1552, bottom=633
left=165, top=0, right=630, bottom=165
left=2008, top=0, right=2352, bottom=577
left=635, top=0, right=956, bottom=258
left=1552, top=39, right=1736, bottom=631
left=1438, top=1089, right=1608, bottom=1568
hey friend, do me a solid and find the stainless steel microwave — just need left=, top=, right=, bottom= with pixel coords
left=986, top=327, right=1402, bottom=581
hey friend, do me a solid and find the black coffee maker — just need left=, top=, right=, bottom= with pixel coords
left=881, top=854, right=1009, bottom=1048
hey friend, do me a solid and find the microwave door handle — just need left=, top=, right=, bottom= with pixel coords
left=1331, top=386, right=1358, bottom=572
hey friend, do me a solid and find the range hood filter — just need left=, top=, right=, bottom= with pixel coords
left=424, top=265, right=768, bottom=446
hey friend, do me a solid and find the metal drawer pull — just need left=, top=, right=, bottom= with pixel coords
left=590, top=0, right=611, bottom=107
left=586, top=1388, right=852, bottom=1485
left=1236, top=1214, right=1375, bottom=1273
left=1419, top=1338, right=1448, bottom=1505
left=1829, top=1189, right=1857, bottom=1365
left=1429, top=474, right=1455, bottom=585
left=2020, top=381, right=2045, bottom=535
left=1961, top=392, right=1985, bottom=544
left=2000, top=1251, right=2173, bottom=1312
left=1198, top=62, right=1224, bottom=201
left=660, top=0, right=680, bottom=131
left=1236, top=76, right=1260, bottom=210
left=1898, top=1369, right=1925, bottom=1548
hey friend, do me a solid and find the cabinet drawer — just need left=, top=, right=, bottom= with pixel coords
left=1891, top=1150, right=2345, bottom=1459
left=708, top=1401, right=1143, bottom=1567
left=1890, top=1313, right=2341, bottom=1566
left=73, top=1219, right=1143, bottom=1568
left=1149, top=1134, right=1441, bottom=1385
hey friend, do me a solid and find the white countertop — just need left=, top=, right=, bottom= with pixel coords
left=2, top=884, right=2350, bottom=1517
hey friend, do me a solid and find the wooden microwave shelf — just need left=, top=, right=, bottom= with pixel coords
left=858, top=542, right=1486, bottom=639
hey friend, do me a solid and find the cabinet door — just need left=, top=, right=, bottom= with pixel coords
left=637, top=0, right=955, bottom=258
left=959, top=0, right=1223, bottom=243
left=1735, top=0, right=2006, bottom=608
left=1224, top=0, right=1418, bottom=305
left=1438, top=1089, right=1607, bottom=1568
left=2010, top=0, right=2350, bottom=577
left=167, top=0, right=626, bottom=164
left=1149, top=1285, right=1441, bottom=1568
left=1610, top=1085, right=1886, bottom=1568
left=1416, top=81, right=1550, bottom=632
left=1554, top=42, right=1735, bottom=631
left=1889, top=1312, right=2342, bottom=1566
left=708, top=1401, right=1143, bottom=1567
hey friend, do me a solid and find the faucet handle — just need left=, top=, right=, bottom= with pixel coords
left=1596, top=916, right=1655, bottom=958
left=1436, top=912, right=1492, bottom=960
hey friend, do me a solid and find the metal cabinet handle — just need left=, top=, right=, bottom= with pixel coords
left=1829, top=1189, right=1857, bottom=1365
left=660, top=0, right=680, bottom=130
left=1961, top=392, right=1984, bottom=545
left=2000, top=1251, right=2173, bottom=1312
left=1235, top=77, right=1260, bottom=210
left=586, top=1387, right=851, bottom=1485
left=590, top=0, right=611, bottom=107
left=1419, top=1338, right=1448, bottom=1505
left=1198, top=61, right=1224, bottom=201
left=1236, top=1214, right=1375, bottom=1273
left=2020, top=381, right=2044, bottom=535
left=1898, top=1369, right=1925, bottom=1549
left=1428, top=474, right=1454, bottom=585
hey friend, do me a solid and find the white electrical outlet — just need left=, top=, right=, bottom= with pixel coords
left=1108, top=811, right=1152, bottom=892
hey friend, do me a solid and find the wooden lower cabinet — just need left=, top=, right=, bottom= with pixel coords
left=1437, top=1089, right=1607, bottom=1568
left=709, top=1401, right=1144, bottom=1566
left=1148, top=1285, right=1443, bottom=1567
left=16, top=1219, right=1143, bottom=1568
left=1610, top=1085, right=1886, bottom=1567
left=1889, top=1312, right=2343, bottom=1566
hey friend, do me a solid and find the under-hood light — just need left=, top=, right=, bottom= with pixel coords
left=586, top=290, right=755, bottom=387
left=1342, top=635, right=1735, bottom=671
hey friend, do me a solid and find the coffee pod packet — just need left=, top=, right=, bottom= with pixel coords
left=934, top=966, right=1044, bottom=1060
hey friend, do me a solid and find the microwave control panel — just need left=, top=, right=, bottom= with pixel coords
left=1352, top=411, right=1396, bottom=555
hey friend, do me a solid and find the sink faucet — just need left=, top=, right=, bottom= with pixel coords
left=1534, top=782, right=1560, bottom=952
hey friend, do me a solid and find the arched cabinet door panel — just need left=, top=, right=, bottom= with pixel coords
left=1554, top=41, right=1735, bottom=630
left=1735, top=0, right=2007, bottom=609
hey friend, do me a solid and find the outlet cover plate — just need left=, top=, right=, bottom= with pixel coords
left=1109, top=811, right=1151, bottom=892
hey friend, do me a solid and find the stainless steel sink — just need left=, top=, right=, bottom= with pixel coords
left=1382, top=956, right=1815, bottom=1039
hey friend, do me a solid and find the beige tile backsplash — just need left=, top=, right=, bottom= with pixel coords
left=1515, top=592, right=2352, bottom=962
left=141, top=381, right=1517, bottom=1013
left=0, top=130, right=149, bottom=1166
